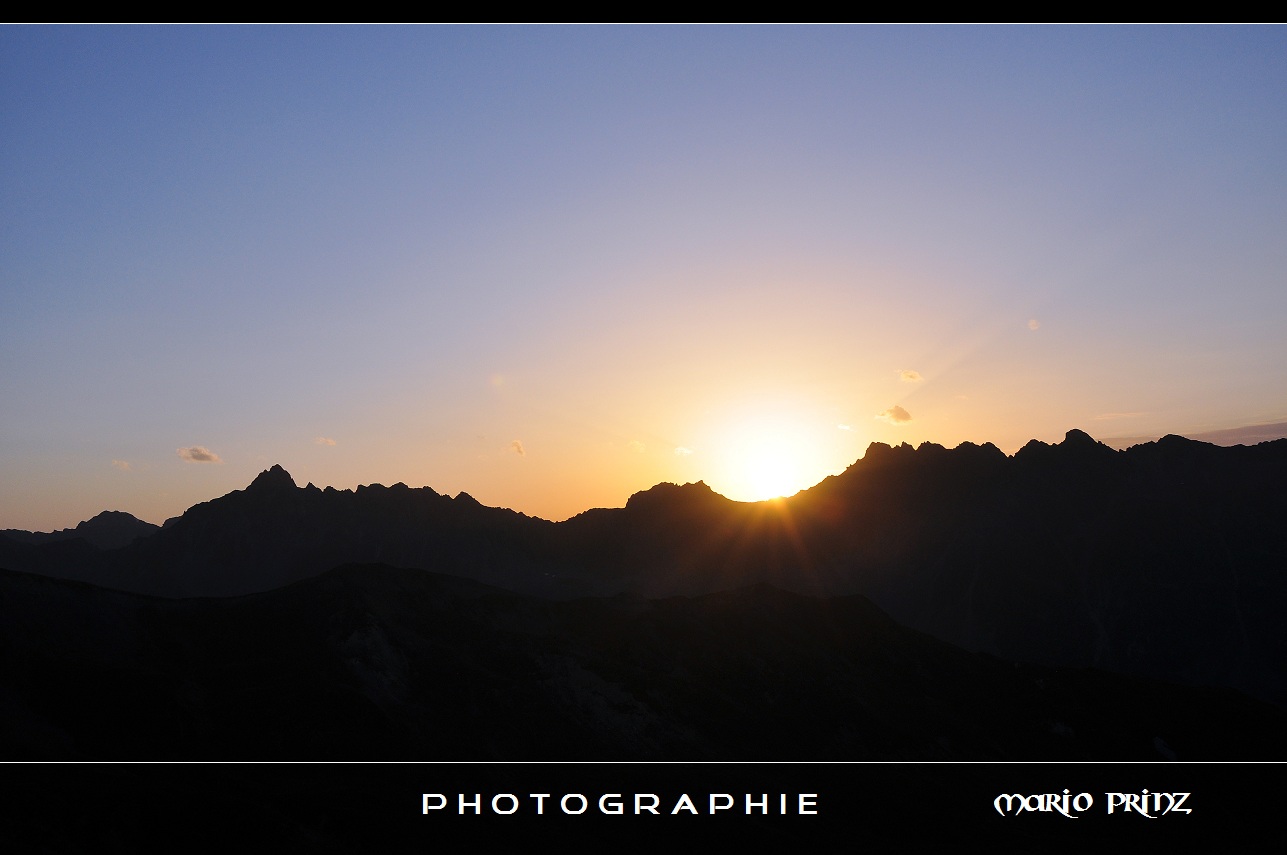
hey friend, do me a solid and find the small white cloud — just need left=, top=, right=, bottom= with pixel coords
left=1028, top=319, right=1041, bottom=331
left=177, top=446, right=222, bottom=464
left=509, top=440, right=525, bottom=457
left=876, top=406, right=912, bottom=425
left=898, top=369, right=923, bottom=383
left=315, top=436, right=337, bottom=446
left=111, top=459, right=131, bottom=471
left=628, top=440, right=646, bottom=454
left=837, top=424, right=853, bottom=431
left=674, top=446, right=694, bottom=456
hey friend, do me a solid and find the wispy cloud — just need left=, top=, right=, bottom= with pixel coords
left=837, top=424, right=853, bottom=431
left=177, top=446, right=222, bottom=464
left=1093, top=412, right=1143, bottom=421
left=876, top=406, right=912, bottom=425
left=111, top=459, right=131, bottom=471
left=1028, top=318, right=1041, bottom=331
left=898, top=369, right=923, bottom=383
left=628, top=440, right=646, bottom=454
left=674, top=446, right=694, bottom=456
left=1186, top=421, right=1287, bottom=446
left=315, top=436, right=337, bottom=446
left=509, top=440, right=525, bottom=457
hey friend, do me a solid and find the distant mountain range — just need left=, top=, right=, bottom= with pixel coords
left=1102, top=419, right=1287, bottom=449
left=2, top=428, right=1285, bottom=759
left=2, top=509, right=159, bottom=550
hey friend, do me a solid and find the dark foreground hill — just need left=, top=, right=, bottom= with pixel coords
left=2, top=563, right=1283, bottom=761
left=4, top=429, right=1286, bottom=709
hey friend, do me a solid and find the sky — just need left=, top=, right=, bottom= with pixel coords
left=3, top=26, right=1286, bottom=530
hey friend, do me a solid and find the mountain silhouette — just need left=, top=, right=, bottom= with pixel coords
left=2, top=510, right=159, bottom=551
left=4, top=428, right=1286, bottom=710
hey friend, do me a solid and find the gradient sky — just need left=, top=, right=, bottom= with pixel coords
left=3, top=26, right=1286, bottom=530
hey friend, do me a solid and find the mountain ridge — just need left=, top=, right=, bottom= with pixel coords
left=1, top=510, right=160, bottom=551
left=5, top=428, right=1286, bottom=706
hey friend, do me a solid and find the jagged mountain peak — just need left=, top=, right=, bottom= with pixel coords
left=1056, top=428, right=1115, bottom=457
left=1012, top=428, right=1117, bottom=464
left=1016, top=437, right=1050, bottom=454
left=858, top=441, right=901, bottom=463
left=246, top=464, right=297, bottom=493
left=1063, top=428, right=1096, bottom=446
left=624, top=480, right=719, bottom=510
left=85, top=510, right=141, bottom=523
left=952, top=440, right=1007, bottom=460
left=72, top=511, right=159, bottom=549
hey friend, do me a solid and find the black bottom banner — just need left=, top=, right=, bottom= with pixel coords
left=1, top=761, right=1278, bottom=850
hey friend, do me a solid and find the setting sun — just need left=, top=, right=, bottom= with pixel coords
left=706, top=410, right=850, bottom=502
left=729, top=434, right=805, bottom=501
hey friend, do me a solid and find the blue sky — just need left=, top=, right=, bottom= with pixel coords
left=3, top=26, right=1286, bottom=529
